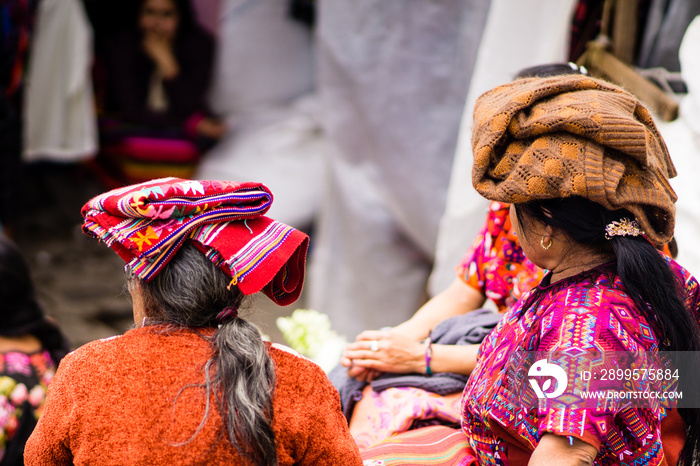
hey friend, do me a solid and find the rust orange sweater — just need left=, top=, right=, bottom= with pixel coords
left=24, top=326, right=362, bottom=465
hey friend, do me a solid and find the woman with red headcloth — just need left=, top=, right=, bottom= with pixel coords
left=25, top=178, right=361, bottom=465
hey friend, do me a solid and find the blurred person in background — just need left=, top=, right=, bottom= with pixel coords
left=0, top=235, right=69, bottom=465
left=97, top=0, right=225, bottom=183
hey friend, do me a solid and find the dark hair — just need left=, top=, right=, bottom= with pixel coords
left=137, top=242, right=277, bottom=465
left=0, top=236, right=70, bottom=364
left=514, top=197, right=700, bottom=464
left=514, top=62, right=588, bottom=79
left=138, top=0, right=197, bottom=35
left=169, top=0, right=196, bottom=32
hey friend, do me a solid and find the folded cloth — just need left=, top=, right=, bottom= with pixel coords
left=349, top=386, right=463, bottom=450
left=82, top=177, right=308, bottom=305
left=360, top=425, right=477, bottom=466
left=329, top=309, right=504, bottom=421
left=471, top=74, right=677, bottom=244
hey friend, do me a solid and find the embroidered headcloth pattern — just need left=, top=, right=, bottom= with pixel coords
left=81, top=177, right=308, bottom=305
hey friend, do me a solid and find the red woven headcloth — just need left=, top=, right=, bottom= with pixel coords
left=82, top=178, right=308, bottom=306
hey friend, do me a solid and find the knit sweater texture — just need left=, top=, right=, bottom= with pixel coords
left=471, top=74, right=677, bottom=244
left=24, top=326, right=362, bottom=465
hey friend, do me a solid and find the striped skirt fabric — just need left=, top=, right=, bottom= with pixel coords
left=361, top=426, right=477, bottom=466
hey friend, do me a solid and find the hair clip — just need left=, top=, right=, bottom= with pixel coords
left=568, top=62, right=588, bottom=75
left=605, top=218, right=643, bottom=239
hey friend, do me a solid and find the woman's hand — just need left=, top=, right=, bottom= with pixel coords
left=341, top=330, right=426, bottom=381
left=196, top=117, right=227, bottom=140
left=143, top=33, right=179, bottom=79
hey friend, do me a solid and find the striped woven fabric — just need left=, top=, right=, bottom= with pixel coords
left=360, top=426, right=477, bottom=466
left=82, top=178, right=308, bottom=305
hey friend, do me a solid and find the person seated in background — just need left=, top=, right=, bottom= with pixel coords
left=341, top=201, right=540, bottom=382
left=333, top=200, right=536, bottom=449
left=24, top=178, right=362, bottom=465
left=335, top=65, right=576, bottom=450
left=97, top=0, right=225, bottom=184
left=0, top=235, right=69, bottom=465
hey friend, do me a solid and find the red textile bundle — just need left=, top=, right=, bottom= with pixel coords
left=82, top=177, right=308, bottom=305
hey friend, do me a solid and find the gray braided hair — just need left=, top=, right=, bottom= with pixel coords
left=132, top=242, right=277, bottom=465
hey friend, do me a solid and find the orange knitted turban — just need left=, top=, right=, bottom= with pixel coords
left=471, top=74, right=677, bottom=244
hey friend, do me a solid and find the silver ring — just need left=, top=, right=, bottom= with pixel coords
left=369, top=340, right=379, bottom=352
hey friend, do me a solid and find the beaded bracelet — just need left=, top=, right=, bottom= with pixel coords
left=424, top=337, right=433, bottom=376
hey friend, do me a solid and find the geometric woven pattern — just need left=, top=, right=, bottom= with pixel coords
left=461, top=259, right=700, bottom=465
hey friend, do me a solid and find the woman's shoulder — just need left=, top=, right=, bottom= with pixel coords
left=61, top=327, right=210, bottom=370
left=62, top=334, right=125, bottom=363
left=536, top=264, right=620, bottom=295
left=537, top=267, right=642, bottom=318
left=563, top=257, right=700, bottom=312
left=265, top=343, right=362, bottom=463
left=666, top=255, right=700, bottom=286
left=267, top=342, right=325, bottom=377
left=267, top=342, right=336, bottom=398
left=482, top=201, right=511, bottom=236
left=665, top=256, right=700, bottom=317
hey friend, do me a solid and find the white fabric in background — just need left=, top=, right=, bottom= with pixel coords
left=657, top=16, right=700, bottom=277
left=197, top=95, right=325, bottom=228
left=428, top=0, right=578, bottom=295
left=196, top=0, right=321, bottom=229
left=207, top=0, right=314, bottom=115
left=309, top=0, right=491, bottom=338
left=23, top=0, right=97, bottom=162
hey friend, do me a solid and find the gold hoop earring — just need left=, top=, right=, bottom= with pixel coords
left=540, top=236, right=552, bottom=250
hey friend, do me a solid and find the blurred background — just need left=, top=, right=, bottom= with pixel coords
left=3, top=0, right=700, bottom=350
